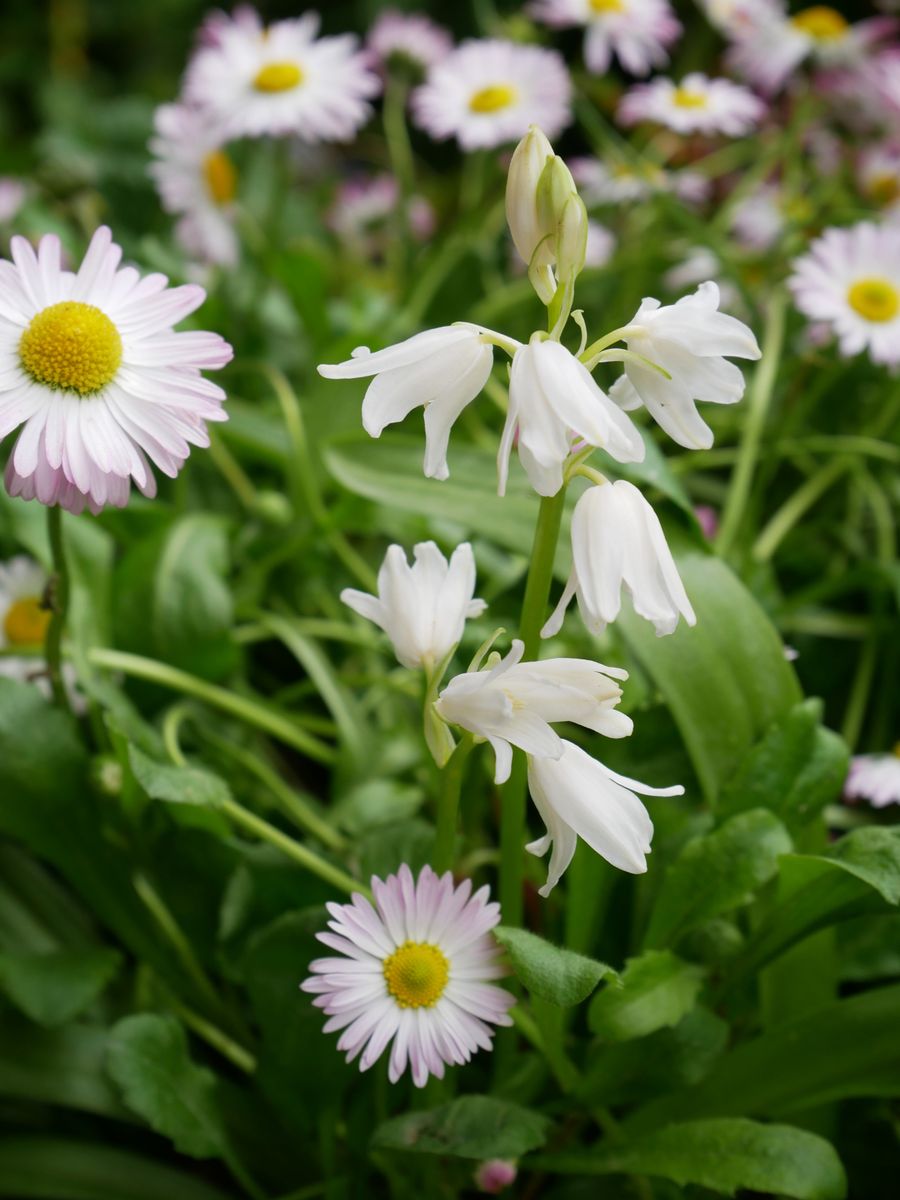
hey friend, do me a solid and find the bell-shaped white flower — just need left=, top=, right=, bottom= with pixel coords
left=434, top=638, right=632, bottom=785
left=319, top=323, right=509, bottom=481
left=610, top=281, right=761, bottom=450
left=544, top=481, right=695, bottom=639
left=527, top=740, right=684, bottom=896
left=499, top=336, right=645, bottom=498
left=341, top=541, right=486, bottom=670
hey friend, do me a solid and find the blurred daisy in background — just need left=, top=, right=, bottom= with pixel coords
left=412, top=39, right=572, bottom=150
left=845, top=749, right=900, bottom=808
left=326, top=174, right=435, bottom=256
left=0, top=179, right=26, bottom=225
left=857, top=143, right=900, bottom=217
left=789, top=222, right=900, bottom=365
left=302, top=864, right=514, bottom=1087
left=0, top=555, right=82, bottom=707
left=184, top=9, right=379, bottom=141
left=618, top=72, right=765, bottom=136
left=367, top=9, right=453, bottom=77
left=530, top=0, right=681, bottom=77
left=584, top=220, right=616, bottom=268
left=570, top=156, right=709, bottom=207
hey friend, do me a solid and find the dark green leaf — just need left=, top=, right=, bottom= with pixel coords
left=494, top=926, right=616, bottom=1007
left=0, top=948, right=120, bottom=1026
left=127, top=744, right=231, bottom=835
left=588, top=950, right=704, bottom=1041
left=371, top=1095, right=549, bottom=1160
left=0, top=1017, right=127, bottom=1120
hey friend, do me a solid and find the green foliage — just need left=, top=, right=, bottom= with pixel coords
left=493, top=925, right=616, bottom=1006
left=0, top=948, right=120, bottom=1026
left=588, top=951, right=704, bottom=1042
left=371, top=1095, right=550, bottom=1159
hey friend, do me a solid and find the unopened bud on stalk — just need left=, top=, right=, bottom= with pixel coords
left=505, top=126, right=556, bottom=303
left=555, top=190, right=588, bottom=285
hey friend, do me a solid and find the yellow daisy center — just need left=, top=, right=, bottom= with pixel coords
left=790, top=6, right=849, bottom=41
left=3, top=596, right=50, bottom=646
left=19, top=301, right=122, bottom=396
left=847, top=277, right=900, bottom=323
left=866, top=173, right=900, bottom=207
left=253, top=61, right=304, bottom=93
left=469, top=84, right=519, bottom=114
left=383, top=940, right=449, bottom=1009
left=590, top=0, right=625, bottom=11
left=672, top=87, right=708, bottom=109
left=203, top=150, right=237, bottom=206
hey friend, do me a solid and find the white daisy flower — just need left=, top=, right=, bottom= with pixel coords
left=341, top=541, right=487, bottom=671
left=696, top=0, right=781, bottom=37
left=730, top=183, right=787, bottom=251
left=527, top=740, right=683, bottom=894
left=435, top=638, right=632, bottom=785
left=584, top=220, right=616, bottom=268
left=530, top=0, right=681, bottom=77
left=618, top=72, right=765, bottom=137
left=543, top=480, right=696, bottom=640
left=301, top=864, right=515, bottom=1088
left=608, top=281, right=761, bottom=450
left=149, top=103, right=239, bottom=268
left=570, top=156, right=710, bottom=207
left=788, top=222, right=900, bottom=366
left=845, top=749, right=900, bottom=809
left=0, top=555, right=83, bottom=709
left=326, top=174, right=435, bottom=253
left=318, top=323, right=509, bottom=482
left=367, top=9, right=453, bottom=75
left=411, top=39, right=572, bottom=151
left=184, top=9, right=380, bottom=142
left=0, top=179, right=26, bottom=225
left=500, top=336, right=645, bottom=497
left=0, top=226, right=232, bottom=514
left=857, top=143, right=900, bottom=214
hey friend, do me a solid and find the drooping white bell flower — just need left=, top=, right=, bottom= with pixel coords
left=341, top=541, right=486, bottom=670
left=527, top=740, right=684, bottom=895
left=543, top=481, right=695, bottom=639
left=500, top=336, right=645, bottom=497
left=318, top=323, right=510, bottom=481
left=608, top=282, right=760, bottom=450
left=434, top=638, right=632, bottom=785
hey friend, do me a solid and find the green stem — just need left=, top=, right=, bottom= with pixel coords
left=44, top=505, right=71, bottom=712
left=383, top=76, right=415, bottom=198
left=753, top=457, right=854, bottom=561
left=433, top=737, right=472, bottom=874
left=716, top=290, right=788, bottom=558
left=168, top=997, right=257, bottom=1075
left=133, top=873, right=224, bottom=1018
left=207, top=431, right=258, bottom=510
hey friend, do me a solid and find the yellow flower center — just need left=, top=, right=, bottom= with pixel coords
left=783, top=196, right=813, bottom=222
left=866, top=172, right=900, bottom=207
left=590, top=0, right=625, bottom=11
left=469, top=84, right=519, bottom=114
left=790, top=6, right=849, bottom=41
left=19, top=301, right=122, bottom=396
left=3, top=596, right=50, bottom=646
left=383, top=941, right=449, bottom=1009
left=203, top=150, right=237, bottom=206
left=847, top=278, right=900, bottom=323
left=253, top=61, right=304, bottom=93
left=672, top=88, right=708, bottom=109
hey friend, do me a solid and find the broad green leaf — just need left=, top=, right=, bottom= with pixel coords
left=0, top=1138, right=231, bottom=1200
left=535, top=1118, right=846, bottom=1200
left=619, top=553, right=802, bottom=802
left=494, top=926, right=616, bottom=1007
left=644, top=809, right=792, bottom=949
left=0, top=948, right=121, bottom=1026
left=371, top=1095, right=549, bottom=1160
left=588, top=950, right=703, bottom=1041
left=127, top=744, right=231, bottom=835
left=0, top=1018, right=127, bottom=1120
left=106, top=1014, right=226, bottom=1159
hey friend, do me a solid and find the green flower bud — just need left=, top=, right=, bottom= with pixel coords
left=505, top=126, right=556, bottom=304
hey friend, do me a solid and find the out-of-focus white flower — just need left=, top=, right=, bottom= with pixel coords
left=318, top=324, right=504, bottom=481
left=531, top=0, right=681, bottom=77
left=609, top=282, right=761, bottom=449
left=788, top=222, right=900, bottom=366
left=474, top=1160, right=518, bottom=1194
left=0, top=179, right=26, bottom=224
left=149, top=103, right=239, bottom=267
left=341, top=542, right=486, bottom=670
left=435, top=638, right=632, bottom=785
left=584, top=220, right=616, bottom=268
left=857, top=143, right=900, bottom=214
left=618, top=72, right=765, bottom=136
left=544, top=481, right=695, bottom=639
left=662, top=246, right=737, bottom=314
left=730, top=183, right=786, bottom=251
left=184, top=9, right=380, bottom=141
left=527, top=740, right=683, bottom=894
left=302, top=864, right=514, bottom=1087
left=845, top=749, right=900, bottom=808
left=570, top=157, right=709, bottom=207
left=411, top=39, right=572, bottom=151
left=500, top=337, right=644, bottom=498
left=696, top=0, right=781, bottom=37
left=0, top=556, right=83, bottom=710
left=327, top=174, right=435, bottom=252
left=367, top=9, right=453, bottom=74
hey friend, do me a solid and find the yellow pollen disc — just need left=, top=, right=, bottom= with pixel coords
left=790, top=6, right=849, bottom=41
left=866, top=173, right=900, bottom=207
left=383, top=941, right=449, bottom=1009
left=3, top=596, right=50, bottom=646
left=590, top=0, right=625, bottom=11
left=19, top=301, right=122, bottom=396
left=672, top=87, right=708, bottom=109
left=847, top=277, right=900, bottom=323
left=253, top=61, right=304, bottom=93
left=469, top=83, right=519, bottom=114
left=203, top=150, right=237, bottom=205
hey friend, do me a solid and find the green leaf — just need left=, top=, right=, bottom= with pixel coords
left=619, top=552, right=802, bottom=802
left=106, top=1014, right=226, bottom=1159
left=536, top=1118, right=846, bottom=1200
left=0, top=1138, right=231, bottom=1200
left=371, top=1095, right=549, bottom=1160
left=719, top=699, right=849, bottom=832
left=0, top=948, right=120, bottom=1026
left=588, top=950, right=704, bottom=1041
left=644, top=809, right=792, bottom=949
left=127, top=744, right=231, bottom=835
left=493, top=926, right=616, bottom=1007
left=0, top=1017, right=127, bottom=1120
